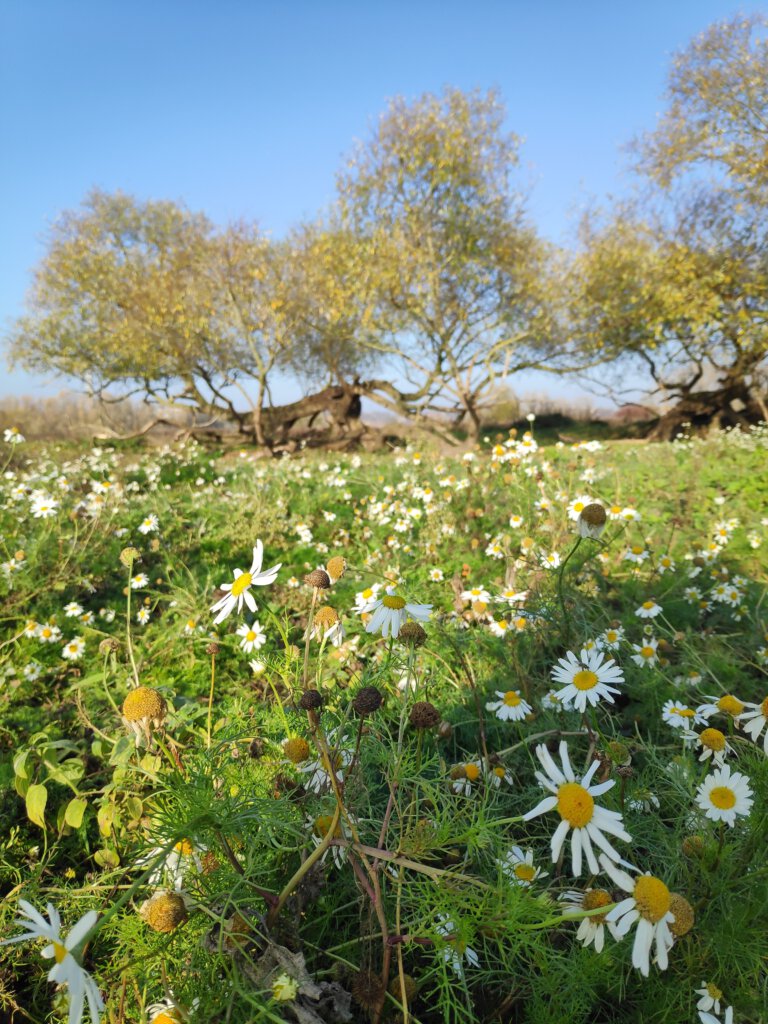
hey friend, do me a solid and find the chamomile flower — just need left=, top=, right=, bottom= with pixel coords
left=434, top=913, right=479, bottom=978
left=699, top=1009, right=733, bottom=1024
left=299, top=734, right=353, bottom=794
left=365, top=588, right=431, bottom=639
left=62, top=636, right=86, bottom=662
left=460, top=585, right=491, bottom=605
left=136, top=607, right=151, bottom=626
left=541, top=689, right=566, bottom=713
left=599, top=856, right=676, bottom=977
left=499, top=846, right=548, bottom=887
left=130, top=573, right=149, bottom=590
left=64, top=602, right=84, bottom=618
left=38, top=623, right=62, bottom=643
left=695, top=764, right=753, bottom=826
left=550, top=648, right=624, bottom=712
left=4, top=426, right=24, bottom=444
left=696, top=694, right=746, bottom=725
left=450, top=760, right=483, bottom=795
left=138, top=514, right=159, bottom=535
left=308, top=812, right=352, bottom=869
left=662, top=701, right=706, bottom=730
left=136, top=839, right=206, bottom=890
left=657, top=554, right=676, bottom=573
left=597, top=625, right=624, bottom=650
left=635, top=599, right=662, bottom=619
left=540, top=551, right=561, bottom=569
left=696, top=728, right=733, bottom=765
left=485, top=689, right=532, bottom=721
left=561, top=888, right=620, bottom=952
left=428, top=567, right=444, bottom=582
left=30, top=494, right=59, bottom=518
left=523, top=741, right=631, bottom=876
left=210, top=541, right=281, bottom=625
left=236, top=620, right=266, bottom=653
left=0, top=900, right=103, bottom=1024
left=631, top=637, right=659, bottom=667
left=740, top=696, right=768, bottom=753
left=696, top=982, right=723, bottom=1014
left=624, top=544, right=649, bottom=564
left=308, top=606, right=345, bottom=646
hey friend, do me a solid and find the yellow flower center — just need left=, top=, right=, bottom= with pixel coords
left=631, top=546, right=644, bottom=555
left=497, top=620, right=508, bottom=630
left=572, top=670, right=599, bottom=691
left=361, top=588, right=373, bottom=600
left=573, top=502, right=584, bottom=512
left=706, top=983, right=723, bottom=1000
left=151, top=1013, right=180, bottom=1024
left=503, top=691, right=522, bottom=707
left=606, top=631, right=618, bottom=643
left=313, top=814, right=341, bottom=838
left=53, top=940, right=68, bottom=964
left=671, top=707, right=695, bottom=718
left=709, top=786, right=736, bottom=810
left=583, top=888, right=612, bottom=916
left=492, top=766, right=506, bottom=778
left=246, top=631, right=256, bottom=642
left=634, top=875, right=671, bottom=923
left=230, top=572, right=253, bottom=597
left=514, top=863, right=536, bottom=882
left=640, top=646, right=655, bottom=659
left=464, top=763, right=481, bottom=782
left=383, top=594, right=406, bottom=609
left=717, top=695, right=744, bottom=716
left=700, top=728, right=726, bottom=751
left=642, top=601, right=655, bottom=610
left=174, top=839, right=194, bottom=856
left=557, top=782, right=595, bottom=828
left=41, top=628, right=52, bottom=638
left=761, top=696, right=768, bottom=717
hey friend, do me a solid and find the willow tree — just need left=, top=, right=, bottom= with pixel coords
left=7, top=190, right=353, bottom=445
left=635, top=14, right=768, bottom=201
left=570, top=192, right=768, bottom=437
left=336, top=87, right=567, bottom=438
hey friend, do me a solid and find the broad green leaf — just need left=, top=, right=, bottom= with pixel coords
left=26, top=783, right=47, bottom=829
left=64, top=797, right=88, bottom=829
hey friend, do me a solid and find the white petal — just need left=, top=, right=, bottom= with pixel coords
left=570, top=828, right=582, bottom=876
left=523, top=795, right=558, bottom=821
left=65, top=910, right=98, bottom=951
left=551, top=818, right=570, bottom=863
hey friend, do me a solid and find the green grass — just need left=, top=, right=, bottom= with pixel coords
left=0, top=426, right=766, bottom=1024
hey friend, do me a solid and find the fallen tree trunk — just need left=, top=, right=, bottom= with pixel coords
left=645, top=384, right=766, bottom=440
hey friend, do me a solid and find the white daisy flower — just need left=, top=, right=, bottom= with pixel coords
left=696, top=981, right=723, bottom=1015
left=635, top=599, right=662, bottom=619
left=62, top=636, right=86, bottom=662
left=696, top=728, right=734, bottom=765
left=740, top=695, right=768, bottom=754
left=434, top=913, right=479, bottom=978
left=561, top=888, right=620, bottom=952
left=353, top=584, right=381, bottom=615
left=460, top=585, right=491, bottom=605
left=661, top=701, right=706, bottom=730
left=550, top=648, right=624, bottom=712
left=138, top=514, right=159, bottom=535
left=485, top=689, right=532, bottom=721
left=428, top=568, right=444, bottom=582
left=64, top=602, right=83, bottom=618
left=30, top=494, right=59, bottom=518
left=657, top=554, right=676, bottom=573
left=4, top=426, right=24, bottom=444
left=597, top=625, right=624, bottom=650
left=623, top=545, right=649, bottom=564
left=37, top=623, right=62, bottom=644
left=631, top=637, right=659, bottom=667
left=539, top=551, right=561, bottom=569
left=130, top=573, right=149, bottom=590
left=600, top=856, right=675, bottom=977
left=695, top=764, right=753, bottom=826
left=364, top=588, right=431, bottom=639
left=236, top=621, right=266, bottom=653
left=499, top=846, right=548, bottom=887
left=210, top=541, right=281, bottom=625
left=566, top=495, right=594, bottom=522
left=0, top=900, right=103, bottom=1024
left=135, top=838, right=205, bottom=890
left=699, top=1008, right=733, bottom=1024
left=523, top=741, right=631, bottom=876
left=696, top=694, right=746, bottom=725
left=136, top=607, right=151, bottom=625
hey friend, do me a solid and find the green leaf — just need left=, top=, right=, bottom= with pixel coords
left=25, top=783, right=48, bottom=829
left=94, top=848, right=120, bottom=869
left=109, top=736, right=134, bottom=766
left=64, top=797, right=88, bottom=829
left=13, top=750, right=30, bottom=780
left=97, top=802, right=115, bottom=837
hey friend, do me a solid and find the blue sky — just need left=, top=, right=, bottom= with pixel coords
left=1, top=0, right=748, bottom=404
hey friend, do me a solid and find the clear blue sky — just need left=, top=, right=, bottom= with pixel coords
left=0, top=0, right=749, bottom=403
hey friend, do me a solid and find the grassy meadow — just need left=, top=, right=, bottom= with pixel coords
left=0, top=425, right=767, bottom=1024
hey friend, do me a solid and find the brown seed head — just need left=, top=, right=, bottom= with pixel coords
left=98, top=637, right=120, bottom=655
left=353, top=686, right=384, bottom=715
left=351, top=970, right=385, bottom=1009
left=205, top=642, right=220, bottom=656
left=299, top=689, right=323, bottom=711
left=314, top=606, right=340, bottom=629
left=388, top=973, right=418, bottom=1003
left=399, top=621, right=427, bottom=647
left=409, top=701, right=440, bottom=729
left=580, top=503, right=607, bottom=527
left=304, top=569, right=331, bottom=590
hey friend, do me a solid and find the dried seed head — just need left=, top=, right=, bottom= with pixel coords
left=283, top=737, right=311, bottom=764
left=352, top=686, right=384, bottom=715
left=606, top=740, right=631, bottom=766
left=98, top=637, right=120, bottom=655
left=326, top=556, right=347, bottom=582
left=249, top=737, right=265, bottom=759
left=122, top=686, right=167, bottom=724
left=409, top=701, right=440, bottom=729
left=579, top=503, right=607, bottom=538
left=351, top=970, right=385, bottom=1009
left=399, top=621, right=427, bottom=647
left=299, top=689, right=323, bottom=711
left=143, top=892, right=187, bottom=933
left=668, top=893, right=695, bottom=937
left=205, top=641, right=221, bottom=656
left=615, top=764, right=634, bottom=779
left=388, top=973, right=418, bottom=1003
left=119, top=546, right=141, bottom=567
left=304, top=569, right=331, bottom=590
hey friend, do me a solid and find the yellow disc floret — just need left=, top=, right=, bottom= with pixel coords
left=557, top=782, right=595, bottom=828
left=514, top=863, right=536, bottom=882
left=283, top=737, right=311, bottom=764
left=709, top=786, right=736, bottom=810
left=634, top=876, right=671, bottom=923
left=503, top=691, right=522, bottom=706
left=583, top=888, right=612, bottom=923
left=717, top=695, right=745, bottom=716
left=230, top=572, right=252, bottom=597
left=668, top=893, right=695, bottom=937
left=464, top=763, right=481, bottom=782
left=572, top=670, right=599, bottom=691
left=382, top=594, right=406, bottom=609
left=700, top=728, right=726, bottom=751
left=122, top=686, right=167, bottom=723
left=144, top=892, right=187, bottom=933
